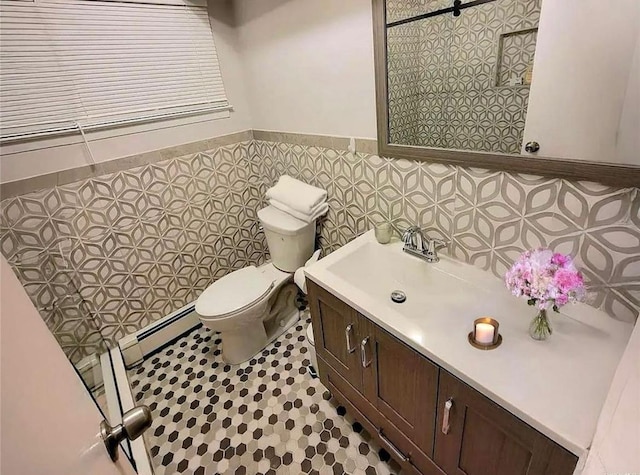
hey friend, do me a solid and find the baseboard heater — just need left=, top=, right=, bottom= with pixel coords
left=119, top=301, right=201, bottom=369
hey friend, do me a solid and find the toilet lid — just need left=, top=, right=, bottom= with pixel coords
left=196, top=266, right=274, bottom=318
left=258, top=205, right=310, bottom=236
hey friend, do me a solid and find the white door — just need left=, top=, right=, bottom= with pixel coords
left=0, top=256, right=137, bottom=475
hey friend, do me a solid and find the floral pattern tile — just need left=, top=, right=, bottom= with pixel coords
left=1, top=136, right=638, bottom=362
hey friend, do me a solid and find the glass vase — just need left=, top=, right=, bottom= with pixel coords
left=529, top=308, right=552, bottom=341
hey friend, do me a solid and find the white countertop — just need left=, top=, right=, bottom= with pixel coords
left=304, top=231, right=634, bottom=459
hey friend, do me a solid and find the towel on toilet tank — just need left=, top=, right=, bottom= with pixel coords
left=269, top=199, right=328, bottom=223
left=265, top=175, right=327, bottom=215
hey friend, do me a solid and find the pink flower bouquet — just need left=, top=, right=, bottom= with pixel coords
left=505, top=248, right=586, bottom=312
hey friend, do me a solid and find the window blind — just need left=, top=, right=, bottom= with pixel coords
left=0, top=0, right=230, bottom=142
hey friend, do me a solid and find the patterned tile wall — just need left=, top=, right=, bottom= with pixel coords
left=386, top=0, right=450, bottom=24
left=2, top=133, right=638, bottom=361
left=0, top=141, right=269, bottom=363
left=497, top=28, right=538, bottom=86
left=387, top=0, right=540, bottom=154
left=387, top=18, right=424, bottom=146
left=253, top=139, right=640, bottom=324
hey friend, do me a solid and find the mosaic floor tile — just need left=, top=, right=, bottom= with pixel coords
left=128, top=310, right=402, bottom=475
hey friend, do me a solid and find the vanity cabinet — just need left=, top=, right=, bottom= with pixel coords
left=434, top=371, right=578, bottom=475
left=309, top=281, right=442, bottom=474
left=308, top=280, right=578, bottom=475
left=308, top=282, right=364, bottom=392
left=363, top=323, right=439, bottom=461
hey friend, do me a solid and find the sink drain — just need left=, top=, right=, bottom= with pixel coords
left=390, top=290, right=406, bottom=303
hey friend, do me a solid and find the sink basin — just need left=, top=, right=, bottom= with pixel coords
left=327, top=240, right=492, bottom=322
left=304, top=230, right=633, bottom=457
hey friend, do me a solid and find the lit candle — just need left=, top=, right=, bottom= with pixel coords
left=475, top=322, right=495, bottom=345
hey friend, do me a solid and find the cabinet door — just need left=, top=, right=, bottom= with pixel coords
left=308, top=281, right=363, bottom=392
left=363, top=323, right=439, bottom=458
left=434, top=371, right=578, bottom=475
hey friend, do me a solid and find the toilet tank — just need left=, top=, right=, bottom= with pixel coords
left=257, top=206, right=316, bottom=272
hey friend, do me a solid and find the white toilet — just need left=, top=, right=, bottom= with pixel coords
left=195, top=205, right=317, bottom=364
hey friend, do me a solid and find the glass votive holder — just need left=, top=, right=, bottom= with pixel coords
left=374, top=222, right=392, bottom=244
left=468, top=317, right=502, bottom=350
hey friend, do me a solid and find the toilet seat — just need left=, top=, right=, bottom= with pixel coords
left=195, top=266, right=274, bottom=319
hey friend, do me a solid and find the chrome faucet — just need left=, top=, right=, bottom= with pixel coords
left=402, top=226, right=426, bottom=252
left=402, top=226, right=448, bottom=263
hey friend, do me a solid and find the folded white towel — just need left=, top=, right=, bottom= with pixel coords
left=269, top=199, right=328, bottom=223
left=266, top=176, right=327, bottom=215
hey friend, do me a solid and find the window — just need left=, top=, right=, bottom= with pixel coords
left=0, top=0, right=230, bottom=142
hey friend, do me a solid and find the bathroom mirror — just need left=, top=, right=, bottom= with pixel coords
left=373, top=0, right=640, bottom=186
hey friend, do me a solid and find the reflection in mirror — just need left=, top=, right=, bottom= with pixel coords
left=523, top=1, right=639, bottom=164
left=385, top=0, right=640, bottom=165
left=387, top=0, right=540, bottom=155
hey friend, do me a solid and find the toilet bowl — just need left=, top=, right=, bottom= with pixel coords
left=195, top=205, right=318, bottom=364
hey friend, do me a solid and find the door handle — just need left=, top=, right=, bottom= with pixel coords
left=378, top=428, right=409, bottom=463
left=345, top=324, right=355, bottom=354
left=524, top=141, right=540, bottom=153
left=101, top=405, right=153, bottom=461
left=442, top=398, right=454, bottom=435
left=361, top=337, right=372, bottom=368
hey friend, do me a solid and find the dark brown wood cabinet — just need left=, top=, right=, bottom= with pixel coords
left=363, top=322, right=442, bottom=475
left=308, top=282, right=364, bottom=392
left=365, top=325, right=439, bottom=452
left=434, top=371, right=578, bottom=475
left=308, top=280, right=578, bottom=475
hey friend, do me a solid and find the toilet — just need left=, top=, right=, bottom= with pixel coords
left=195, top=205, right=317, bottom=364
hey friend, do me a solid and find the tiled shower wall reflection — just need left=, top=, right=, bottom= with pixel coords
left=0, top=140, right=268, bottom=363
left=387, top=0, right=540, bottom=154
left=1, top=131, right=638, bottom=360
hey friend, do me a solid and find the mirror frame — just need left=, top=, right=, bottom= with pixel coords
left=372, top=0, right=640, bottom=187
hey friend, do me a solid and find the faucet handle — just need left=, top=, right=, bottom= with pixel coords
left=402, top=226, right=420, bottom=248
left=425, top=238, right=448, bottom=262
left=431, top=238, right=448, bottom=250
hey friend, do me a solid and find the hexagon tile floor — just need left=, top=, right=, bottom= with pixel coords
left=128, top=310, right=403, bottom=475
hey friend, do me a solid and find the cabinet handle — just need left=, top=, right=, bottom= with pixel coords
left=361, top=337, right=372, bottom=368
left=442, top=398, right=454, bottom=435
left=345, top=324, right=355, bottom=354
left=378, top=428, right=409, bottom=463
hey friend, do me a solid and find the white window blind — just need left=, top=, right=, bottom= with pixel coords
left=0, top=0, right=230, bottom=142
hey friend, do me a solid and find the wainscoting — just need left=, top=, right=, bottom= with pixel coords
left=256, top=131, right=638, bottom=323
left=0, top=133, right=268, bottom=362
left=1, top=129, right=637, bottom=361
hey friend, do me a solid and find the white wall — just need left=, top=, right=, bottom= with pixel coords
left=582, top=320, right=640, bottom=474
left=0, top=0, right=253, bottom=184
left=234, top=0, right=377, bottom=139
left=522, top=0, right=640, bottom=164
left=1, top=0, right=380, bottom=184
left=4, top=0, right=639, bottom=183
left=616, top=32, right=640, bottom=164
